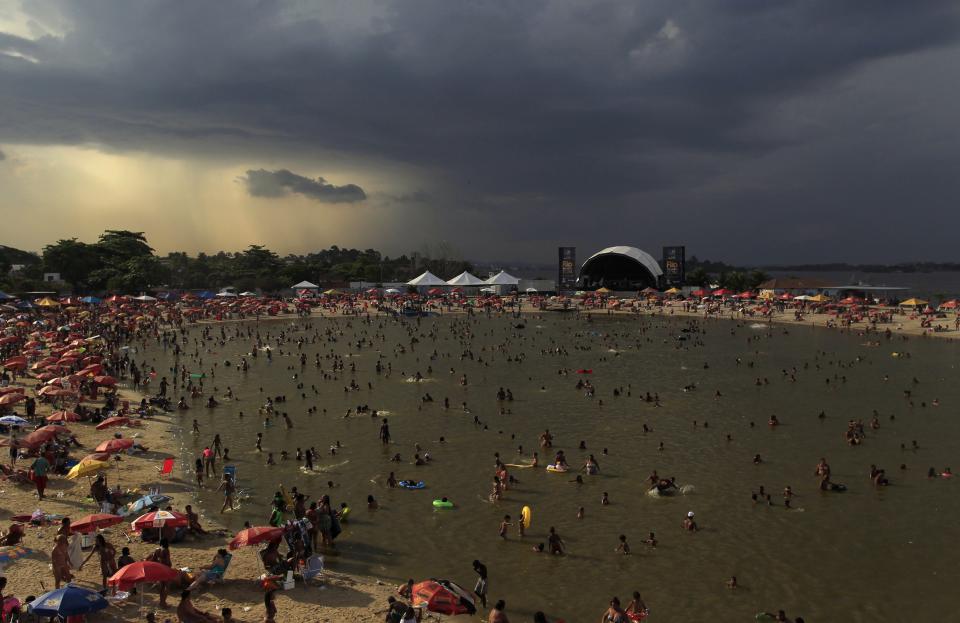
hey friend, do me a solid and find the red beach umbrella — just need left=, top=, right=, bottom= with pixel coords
left=70, top=513, right=124, bottom=534
left=93, top=375, right=117, bottom=386
left=95, top=438, right=134, bottom=453
left=46, top=410, right=79, bottom=422
left=95, top=416, right=130, bottom=430
left=411, top=579, right=476, bottom=615
left=0, top=393, right=26, bottom=406
left=107, top=561, right=180, bottom=590
left=130, top=510, right=188, bottom=532
left=228, top=526, right=284, bottom=550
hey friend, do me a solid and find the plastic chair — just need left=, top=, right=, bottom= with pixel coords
left=301, top=554, right=324, bottom=583
left=207, top=552, right=232, bottom=584
left=156, top=457, right=174, bottom=479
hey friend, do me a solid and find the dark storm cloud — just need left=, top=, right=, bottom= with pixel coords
left=241, top=169, right=366, bottom=203
left=1, top=0, right=960, bottom=260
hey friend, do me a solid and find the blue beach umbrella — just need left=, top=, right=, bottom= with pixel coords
left=0, top=415, right=29, bottom=426
left=28, top=584, right=108, bottom=617
left=79, top=296, right=102, bottom=304
left=0, top=291, right=13, bottom=301
left=124, top=493, right=171, bottom=515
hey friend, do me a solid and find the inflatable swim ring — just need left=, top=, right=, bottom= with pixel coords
left=627, top=611, right=649, bottom=622
left=399, top=480, right=426, bottom=489
left=546, top=464, right=568, bottom=473
left=432, top=499, right=454, bottom=509
left=521, top=505, right=532, bottom=529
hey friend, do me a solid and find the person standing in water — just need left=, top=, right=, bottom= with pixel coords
left=379, top=418, right=391, bottom=444
left=217, top=472, right=236, bottom=513
left=473, top=559, right=488, bottom=608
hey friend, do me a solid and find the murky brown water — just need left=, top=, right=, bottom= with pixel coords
left=138, top=312, right=960, bottom=622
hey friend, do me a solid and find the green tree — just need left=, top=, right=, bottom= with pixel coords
left=43, top=239, right=102, bottom=289
left=97, top=230, right=154, bottom=259
left=686, top=267, right=710, bottom=287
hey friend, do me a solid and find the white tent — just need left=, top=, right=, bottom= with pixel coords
left=485, top=270, right=520, bottom=285
left=407, top=271, right=448, bottom=287
left=132, top=294, right=157, bottom=302
left=446, top=271, right=486, bottom=286
left=290, top=280, right=320, bottom=290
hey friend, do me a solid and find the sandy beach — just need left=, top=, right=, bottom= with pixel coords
left=0, top=382, right=394, bottom=622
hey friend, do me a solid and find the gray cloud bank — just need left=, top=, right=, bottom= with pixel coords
left=2, top=1, right=960, bottom=261
left=242, top=169, right=366, bottom=203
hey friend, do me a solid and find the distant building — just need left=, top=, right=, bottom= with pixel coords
left=42, top=272, right=63, bottom=283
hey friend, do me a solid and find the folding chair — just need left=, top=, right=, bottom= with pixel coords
left=156, top=457, right=174, bottom=479
left=301, top=554, right=323, bottom=583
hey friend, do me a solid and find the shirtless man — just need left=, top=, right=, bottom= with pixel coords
left=176, top=590, right=219, bottom=623
left=488, top=600, right=510, bottom=623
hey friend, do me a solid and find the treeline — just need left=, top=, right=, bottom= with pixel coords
left=683, top=256, right=768, bottom=290
left=1, top=231, right=471, bottom=294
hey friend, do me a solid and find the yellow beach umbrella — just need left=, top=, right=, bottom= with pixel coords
left=323, top=289, right=340, bottom=295
left=595, top=287, right=611, bottom=294
left=66, top=459, right=110, bottom=480
left=807, top=293, right=830, bottom=303
left=758, top=290, right=775, bottom=300
left=899, top=298, right=928, bottom=307
left=664, top=287, right=681, bottom=295
left=35, top=298, right=60, bottom=307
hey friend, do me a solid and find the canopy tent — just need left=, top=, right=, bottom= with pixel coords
left=407, top=271, right=448, bottom=287
left=485, top=270, right=520, bottom=285
left=899, top=298, right=928, bottom=307
left=446, top=271, right=486, bottom=286
left=290, top=280, right=320, bottom=290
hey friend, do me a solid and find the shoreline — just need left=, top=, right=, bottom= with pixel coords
left=0, top=375, right=395, bottom=622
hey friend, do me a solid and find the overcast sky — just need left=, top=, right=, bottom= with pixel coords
left=1, top=0, right=959, bottom=264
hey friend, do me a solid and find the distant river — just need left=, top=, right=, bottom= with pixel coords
left=138, top=312, right=960, bottom=622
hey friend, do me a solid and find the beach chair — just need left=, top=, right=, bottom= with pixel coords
left=301, top=554, right=323, bottom=583
left=156, top=457, right=174, bottom=479
left=207, top=552, right=232, bottom=584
